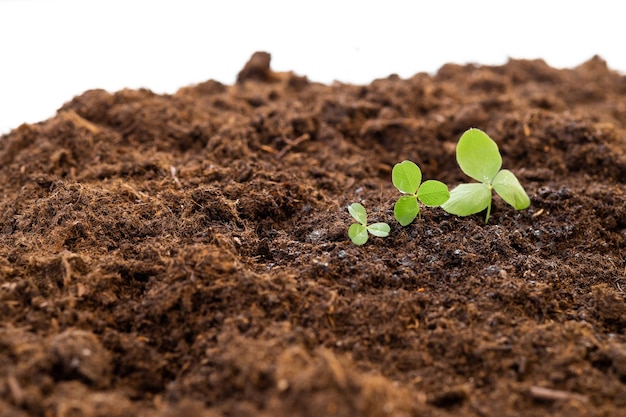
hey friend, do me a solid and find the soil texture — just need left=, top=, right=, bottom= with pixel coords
left=0, top=52, right=625, bottom=416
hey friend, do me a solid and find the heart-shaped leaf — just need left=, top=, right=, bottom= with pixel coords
left=394, top=195, right=419, bottom=226
left=348, top=203, right=367, bottom=225
left=441, top=183, right=491, bottom=216
left=417, top=180, right=450, bottom=207
left=493, top=169, right=530, bottom=210
left=367, top=222, right=391, bottom=237
left=348, top=223, right=368, bottom=245
left=392, top=160, right=422, bottom=194
left=456, top=129, right=502, bottom=183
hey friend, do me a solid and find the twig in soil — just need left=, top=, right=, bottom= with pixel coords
left=532, top=208, right=545, bottom=218
left=59, top=110, right=101, bottom=134
left=61, top=253, right=72, bottom=287
left=529, top=386, right=588, bottom=403
left=170, top=166, right=181, bottom=187
left=275, top=133, right=310, bottom=159
left=319, top=348, right=348, bottom=390
left=7, top=374, right=24, bottom=406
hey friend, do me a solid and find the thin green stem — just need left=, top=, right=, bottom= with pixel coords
left=485, top=185, right=493, bottom=223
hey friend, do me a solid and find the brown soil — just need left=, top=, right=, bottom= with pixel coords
left=1, top=52, right=625, bottom=417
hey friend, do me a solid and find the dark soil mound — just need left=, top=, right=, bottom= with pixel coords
left=0, top=52, right=625, bottom=416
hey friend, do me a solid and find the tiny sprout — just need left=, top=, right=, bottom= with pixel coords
left=441, top=128, right=530, bottom=223
left=347, top=203, right=390, bottom=246
left=392, top=160, right=449, bottom=226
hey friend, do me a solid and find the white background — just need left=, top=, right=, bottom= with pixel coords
left=1, top=0, right=625, bottom=135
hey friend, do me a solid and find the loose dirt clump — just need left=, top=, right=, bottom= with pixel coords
left=0, top=52, right=625, bottom=416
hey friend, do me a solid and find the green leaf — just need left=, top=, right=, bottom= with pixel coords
left=348, top=223, right=369, bottom=245
left=348, top=203, right=367, bottom=225
left=493, top=169, right=531, bottom=210
left=394, top=195, right=419, bottom=226
left=456, top=128, right=502, bottom=183
left=392, top=160, right=422, bottom=194
left=417, top=180, right=450, bottom=207
left=367, top=222, right=391, bottom=237
left=441, top=183, right=491, bottom=216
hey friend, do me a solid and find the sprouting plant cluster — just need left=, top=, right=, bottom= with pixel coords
left=348, top=128, right=530, bottom=245
left=347, top=203, right=391, bottom=245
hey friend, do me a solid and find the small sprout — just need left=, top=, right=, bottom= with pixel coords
left=442, top=128, right=530, bottom=223
left=347, top=203, right=390, bottom=246
left=392, top=160, right=450, bottom=226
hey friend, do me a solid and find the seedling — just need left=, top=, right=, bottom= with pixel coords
left=441, top=128, right=530, bottom=223
left=392, top=160, right=450, bottom=226
left=347, top=203, right=390, bottom=245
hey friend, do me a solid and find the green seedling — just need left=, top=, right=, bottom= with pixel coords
left=392, top=160, right=450, bottom=226
left=347, top=203, right=390, bottom=245
left=441, top=128, right=530, bottom=223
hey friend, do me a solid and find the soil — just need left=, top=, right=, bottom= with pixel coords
left=0, top=51, right=625, bottom=417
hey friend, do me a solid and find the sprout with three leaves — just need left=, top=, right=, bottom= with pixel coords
left=347, top=203, right=390, bottom=245
left=392, top=160, right=450, bottom=226
left=441, top=128, right=530, bottom=223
